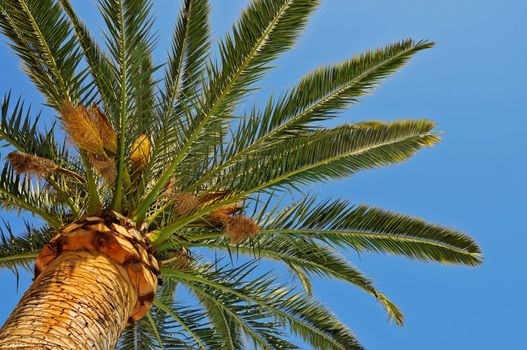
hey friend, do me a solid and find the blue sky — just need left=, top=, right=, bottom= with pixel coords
left=0, top=0, right=526, bottom=349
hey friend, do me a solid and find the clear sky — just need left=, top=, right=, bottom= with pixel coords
left=0, top=0, right=526, bottom=349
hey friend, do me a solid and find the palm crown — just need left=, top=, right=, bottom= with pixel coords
left=0, top=0, right=482, bottom=349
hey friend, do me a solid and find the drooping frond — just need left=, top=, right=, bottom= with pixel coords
left=0, top=0, right=86, bottom=108
left=0, top=221, right=51, bottom=274
left=117, top=281, right=202, bottom=350
left=196, top=294, right=245, bottom=350
left=162, top=262, right=363, bottom=350
left=255, top=196, right=483, bottom=266
left=118, top=318, right=162, bottom=350
left=154, top=299, right=217, bottom=350
left=190, top=236, right=403, bottom=325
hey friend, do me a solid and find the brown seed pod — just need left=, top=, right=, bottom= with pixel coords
left=88, top=104, right=117, bottom=155
left=173, top=193, right=200, bottom=216
left=222, top=215, right=260, bottom=244
left=207, top=202, right=244, bottom=225
left=198, top=190, right=228, bottom=204
left=60, top=101, right=105, bottom=155
left=7, top=152, right=59, bottom=177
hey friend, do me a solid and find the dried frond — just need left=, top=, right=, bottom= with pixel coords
left=130, top=134, right=151, bottom=172
left=162, top=178, right=177, bottom=199
left=7, top=151, right=58, bottom=177
left=222, top=215, right=260, bottom=244
left=88, top=105, right=117, bottom=155
left=173, top=193, right=199, bottom=216
left=162, top=247, right=191, bottom=270
left=60, top=101, right=104, bottom=154
left=89, top=154, right=116, bottom=183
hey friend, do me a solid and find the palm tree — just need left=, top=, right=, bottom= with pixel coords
left=0, top=0, right=481, bottom=348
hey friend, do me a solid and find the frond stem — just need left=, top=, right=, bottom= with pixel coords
left=134, top=0, right=295, bottom=222
left=186, top=42, right=428, bottom=191
left=153, top=299, right=207, bottom=350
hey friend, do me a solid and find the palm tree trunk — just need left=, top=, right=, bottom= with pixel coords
left=0, top=251, right=137, bottom=349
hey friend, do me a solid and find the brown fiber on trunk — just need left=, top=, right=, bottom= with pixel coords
left=0, top=251, right=137, bottom=349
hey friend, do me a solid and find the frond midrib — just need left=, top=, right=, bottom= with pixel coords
left=156, top=128, right=435, bottom=243
left=134, top=0, right=297, bottom=221
left=153, top=299, right=207, bottom=350
left=164, top=268, right=349, bottom=350
left=188, top=41, right=427, bottom=191
left=187, top=229, right=481, bottom=257
left=0, top=252, right=38, bottom=263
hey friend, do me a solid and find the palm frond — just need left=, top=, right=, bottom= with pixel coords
left=254, top=40, right=434, bottom=138
left=58, top=0, right=117, bottom=108
left=158, top=0, right=210, bottom=128
left=134, top=0, right=320, bottom=222
left=170, top=260, right=298, bottom=350
left=0, top=93, right=72, bottom=166
left=0, top=0, right=86, bottom=108
left=256, top=196, right=483, bottom=265
left=0, top=162, right=64, bottom=228
left=189, top=39, right=433, bottom=190
left=118, top=319, right=161, bottom=350
left=190, top=236, right=403, bottom=325
left=118, top=298, right=197, bottom=349
left=0, top=221, right=51, bottom=274
left=99, top=0, right=156, bottom=210
left=197, top=294, right=244, bottom=350
left=154, top=299, right=212, bottom=350
left=148, top=0, right=211, bottom=186
left=162, top=262, right=363, bottom=350
left=226, top=120, right=439, bottom=193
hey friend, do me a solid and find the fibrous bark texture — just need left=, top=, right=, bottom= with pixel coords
left=0, top=213, right=159, bottom=349
left=0, top=251, right=136, bottom=349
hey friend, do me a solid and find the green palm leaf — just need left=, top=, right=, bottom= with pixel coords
left=190, top=236, right=404, bottom=325
left=0, top=93, right=74, bottom=168
left=0, top=163, right=64, bottom=228
left=0, top=222, right=51, bottom=272
left=226, top=120, right=439, bottom=192
left=190, top=39, right=433, bottom=190
left=162, top=262, right=363, bottom=350
left=134, top=0, right=320, bottom=222
left=58, top=0, right=117, bottom=108
left=259, top=196, right=482, bottom=265
left=99, top=0, right=156, bottom=209
left=149, top=0, right=211, bottom=182
left=0, top=0, right=86, bottom=108
left=0, top=0, right=482, bottom=348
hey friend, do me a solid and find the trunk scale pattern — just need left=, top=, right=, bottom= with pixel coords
left=0, top=212, right=159, bottom=349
